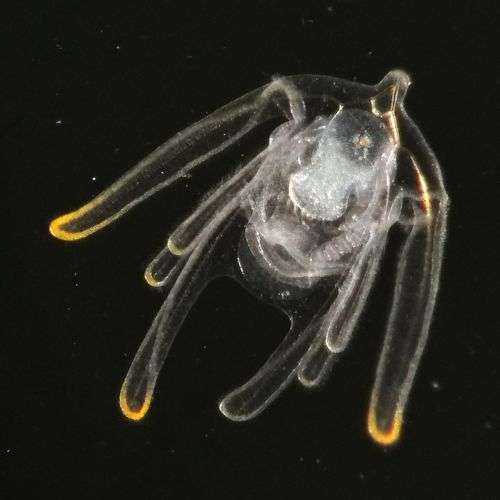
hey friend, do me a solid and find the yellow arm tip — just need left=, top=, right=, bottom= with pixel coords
left=367, top=405, right=402, bottom=446
left=167, top=238, right=185, bottom=256
left=144, top=268, right=162, bottom=287
left=49, top=201, right=115, bottom=241
left=119, top=387, right=152, bottom=421
left=49, top=212, right=89, bottom=241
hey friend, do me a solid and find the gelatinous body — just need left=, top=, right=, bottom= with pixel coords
left=50, top=71, right=449, bottom=445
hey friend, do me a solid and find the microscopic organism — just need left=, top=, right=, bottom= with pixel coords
left=50, top=71, right=449, bottom=445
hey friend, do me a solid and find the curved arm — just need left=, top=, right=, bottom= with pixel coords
left=367, top=156, right=449, bottom=446
left=49, top=79, right=305, bottom=241
left=49, top=71, right=410, bottom=241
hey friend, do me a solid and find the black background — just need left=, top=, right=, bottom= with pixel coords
left=4, top=1, right=498, bottom=498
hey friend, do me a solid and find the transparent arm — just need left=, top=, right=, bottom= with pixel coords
left=167, top=149, right=267, bottom=256
left=144, top=246, right=181, bottom=288
left=118, top=138, right=282, bottom=417
left=367, top=165, right=448, bottom=445
left=120, top=210, right=238, bottom=421
left=297, top=231, right=389, bottom=388
left=298, top=173, right=404, bottom=388
left=120, top=246, right=208, bottom=420
left=49, top=79, right=304, bottom=241
left=221, top=235, right=390, bottom=414
left=324, top=232, right=390, bottom=354
left=219, top=310, right=325, bottom=421
left=145, top=142, right=283, bottom=286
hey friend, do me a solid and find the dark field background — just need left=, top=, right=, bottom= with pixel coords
left=4, top=1, right=498, bottom=498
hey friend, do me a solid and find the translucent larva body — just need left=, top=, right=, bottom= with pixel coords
left=50, top=70, right=449, bottom=446
left=245, top=108, right=396, bottom=283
